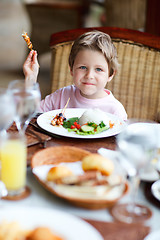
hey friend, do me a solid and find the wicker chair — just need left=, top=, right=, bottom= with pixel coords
left=50, top=27, right=160, bottom=121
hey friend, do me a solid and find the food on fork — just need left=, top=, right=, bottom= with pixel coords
left=22, top=31, right=33, bottom=51
left=51, top=98, right=70, bottom=126
left=47, top=165, right=73, bottom=181
left=51, top=113, right=66, bottom=126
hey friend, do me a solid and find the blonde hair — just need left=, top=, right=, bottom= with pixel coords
left=69, top=30, right=119, bottom=76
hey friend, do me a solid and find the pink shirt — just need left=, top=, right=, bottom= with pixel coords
left=39, top=85, right=127, bottom=120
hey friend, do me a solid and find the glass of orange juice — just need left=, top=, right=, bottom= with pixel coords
left=1, top=132, right=27, bottom=196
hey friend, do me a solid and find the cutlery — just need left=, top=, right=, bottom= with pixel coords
left=26, top=128, right=47, bottom=148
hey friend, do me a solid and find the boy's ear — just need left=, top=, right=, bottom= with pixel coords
left=108, top=70, right=116, bottom=82
left=70, top=67, right=73, bottom=76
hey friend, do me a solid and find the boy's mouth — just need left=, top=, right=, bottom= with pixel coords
left=82, top=82, right=95, bottom=86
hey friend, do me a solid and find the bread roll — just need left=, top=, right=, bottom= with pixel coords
left=82, top=153, right=114, bottom=176
left=47, top=166, right=73, bottom=181
left=27, top=227, right=62, bottom=240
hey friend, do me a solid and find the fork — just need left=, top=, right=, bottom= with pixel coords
left=26, top=128, right=47, bottom=148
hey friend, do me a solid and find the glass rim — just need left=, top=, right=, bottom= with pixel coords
left=8, top=79, right=40, bottom=90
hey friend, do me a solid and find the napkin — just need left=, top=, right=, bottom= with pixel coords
left=85, top=219, right=150, bottom=240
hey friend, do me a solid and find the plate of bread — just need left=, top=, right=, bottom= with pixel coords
left=31, top=146, right=129, bottom=209
left=0, top=206, right=103, bottom=240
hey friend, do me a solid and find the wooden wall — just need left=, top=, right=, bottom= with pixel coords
left=145, top=0, right=160, bottom=36
left=104, top=0, right=146, bottom=31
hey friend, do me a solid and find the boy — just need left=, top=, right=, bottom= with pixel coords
left=23, top=30, right=127, bottom=120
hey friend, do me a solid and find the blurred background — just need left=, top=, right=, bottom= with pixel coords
left=0, top=0, right=159, bottom=99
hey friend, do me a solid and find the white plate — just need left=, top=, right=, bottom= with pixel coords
left=0, top=206, right=103, bottom=240
left=151, top=180, right=160, bottom=202
left=37, top=108, right=126, bottom=139
left=140, top=168, right=159, bottom=182
left=144, top=230, right=160, bottom=240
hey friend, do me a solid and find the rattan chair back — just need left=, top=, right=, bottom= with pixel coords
left=50, top=27, right=160, bottom=121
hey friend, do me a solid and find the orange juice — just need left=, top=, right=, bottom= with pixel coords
left=1, top=134, right=27, bottom=194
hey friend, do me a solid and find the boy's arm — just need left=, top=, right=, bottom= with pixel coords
left=23, top=50, right=39, bottom=85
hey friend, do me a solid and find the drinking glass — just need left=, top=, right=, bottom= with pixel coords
left=0, top=89, right=15, bottom=200
left=151, top=123, right=160, bottom=200
left=8, top=80, right=41, bottom=133
left=0, top=181, right=8, bottom=199
left=1, top=132, right=27, bottom=196
left=155, top=123, right=160, bottom=174
left=0, top=88, right=15, bottom=136
left=110, top=120, right=157, bottom=223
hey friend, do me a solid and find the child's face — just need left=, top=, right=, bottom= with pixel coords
left=70, top=49, right=114, bottom=99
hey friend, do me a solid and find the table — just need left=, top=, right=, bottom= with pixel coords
left=24, top=116, right=116, bottom=165
left=28, top=133, right=116, bottom=165
left=3, top=122, right=160, bottom=240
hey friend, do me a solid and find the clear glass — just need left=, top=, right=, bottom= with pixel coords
left=0, top=88, right=15, bottom=200
left=110, top=119, right=157, bottom=223
left=0, top=181, right=8, bottom=199
left=151, top=123, right=160, bottom=201
left=0, top=88, right=15, bottom=135
left=8, top=79, right=41, bottom=133
left=1, top=132, right=27, bottom=196
left=154, top=123, right=160, bottom=175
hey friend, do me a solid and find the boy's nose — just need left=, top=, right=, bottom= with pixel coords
left=85, top=69, right=94, bottom=79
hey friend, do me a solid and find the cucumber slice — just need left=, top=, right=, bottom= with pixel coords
left=81, top=125, right=94, bottom=132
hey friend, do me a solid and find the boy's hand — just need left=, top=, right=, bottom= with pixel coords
left=23, top=50, right=39, bottom=84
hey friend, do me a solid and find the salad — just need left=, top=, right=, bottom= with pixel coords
left=63, top=117, right=114, bottom=135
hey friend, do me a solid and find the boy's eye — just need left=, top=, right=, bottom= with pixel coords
left=80, top=66, right=86, bottom=70
left=96, top=68, right=102, bottom=72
